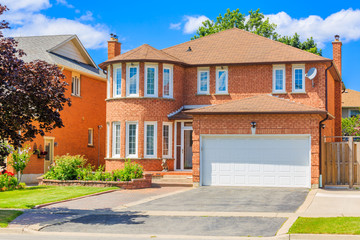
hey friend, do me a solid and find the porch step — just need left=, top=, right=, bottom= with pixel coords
left=162, top=175, right=192, bottom=179
left=151, top=176, right=193, bottom=187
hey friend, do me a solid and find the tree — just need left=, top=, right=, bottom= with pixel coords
left=0, top=5, right=71, bottom=148
left=192, top=9, right=322, bottom=56
left=342, top=116, right=360, bottom=137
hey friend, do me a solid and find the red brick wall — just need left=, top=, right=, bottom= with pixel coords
left=23, top=68, right=107, bottom=174
left=108, top=41, right=121, bottom=59
left=191, top=114, right=322, bottom=185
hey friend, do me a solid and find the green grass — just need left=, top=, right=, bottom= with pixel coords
left=0, top=210, right=23, bottom=228
left=0, top=186, right=118, bottom=209
left=289, top=217, right=360, bottom=235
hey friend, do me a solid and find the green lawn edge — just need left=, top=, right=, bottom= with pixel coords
left=289, top=217, right=360, bottom=235
left=0, top=186, right=118, bottom=209
left=0, top=210, right=23, bottom=228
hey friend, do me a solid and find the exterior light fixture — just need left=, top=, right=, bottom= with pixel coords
left=251, top=122, right=256, bottom=135
left=321, top=124, right=326, bottom=129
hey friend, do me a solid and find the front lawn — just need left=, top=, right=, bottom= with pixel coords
left=0, top=185, right=117, bottom=209
left=0, top=210, right=23, bottom=228
left=289, top=217, right=360, bottom=235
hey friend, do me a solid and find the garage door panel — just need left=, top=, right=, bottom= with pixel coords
left=202, top=136, right=310, bottom=188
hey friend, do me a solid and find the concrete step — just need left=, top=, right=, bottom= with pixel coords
left=162, top=175, right=193, bottom=179
left=152, top=178, right=193, bottom=184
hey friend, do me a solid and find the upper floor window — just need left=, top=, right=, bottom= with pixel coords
left=197, top=67, right=209, bottom=94
left=292, top=64, right=305, bottom=93
left=112, top=122, right=121, bottom=158
left=113, top=64, right=122, bottom=97
left=272, top=65, right=286, bottom=93
left=145, top=64, right=158, bottom=97
left=107, top=66, right=110, bottom=98
left=71, top=75, right=80, bottom=96
left=144, top=122, right=157, bottom=158
left=126, top=63, right=139, bottom=97
left=216, top=66, right=228, bottom=94
left=163, top=64, right=173, bottom=98
left=126, top=121, right=138, bottom=158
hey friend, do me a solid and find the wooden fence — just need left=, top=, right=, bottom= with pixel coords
left=322, top=136, right=360, bottom=188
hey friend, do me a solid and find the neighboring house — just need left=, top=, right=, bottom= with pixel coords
left=12, top=35, right=107, bottom=183
left=342, top=89, right=360, bottom=118
left=99, top=28, right=342, bottom=188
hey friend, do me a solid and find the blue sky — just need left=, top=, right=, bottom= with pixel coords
left=1, top=0, right=360, bottom=90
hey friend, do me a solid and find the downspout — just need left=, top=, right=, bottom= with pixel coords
left=319, top=62, right=333, bottom=188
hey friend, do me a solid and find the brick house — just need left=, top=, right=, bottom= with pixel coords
left=100, top=28, right=342, bottom=188
left=342, top=89, right=360, bottom=118
left=12, top=35, right=107, bottom=183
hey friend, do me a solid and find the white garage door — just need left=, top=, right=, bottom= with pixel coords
left=201, top=135, right=311, bottom=188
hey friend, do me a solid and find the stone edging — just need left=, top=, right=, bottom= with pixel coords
left=37, top=173, right=152, bottom=190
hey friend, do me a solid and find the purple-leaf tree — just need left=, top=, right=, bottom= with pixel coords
left=0, top=5, right=71, bottom=149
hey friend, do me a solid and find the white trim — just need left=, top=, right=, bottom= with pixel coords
left=71, top=74, right=81, bottom=96
left=113, top=64, right=122, bottom=98
left=197, top=67, right=210, bottom=94
left=126, top=63, right=139, bottom=97
left=107, top=66, right=111, bottom=98
left=126, top=121, right=138, bottom=158
left=216, top=66, right=228, bottom=94
left=272, top=64, right=286, bottom=93
left=292, top=64, right=306, bottom=93
left=174, top=120, right=193, bottom=171
left=163, top=64, right=173, bottom=98
left=112, top=122, right=121, bottom=158
left=162, top=122, right=173, bottom=159
left=144, top=121, right=157, bottom=158
left=144, top=63, right=158, bottom=97
left=106, top=122, right=110, bottom=158
left=88, top=128, right=94, bottom=146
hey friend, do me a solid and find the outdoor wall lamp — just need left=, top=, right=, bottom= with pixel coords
left=251, top=122, right=256, bottom=135
left=321, top=124, right=326, bottom=129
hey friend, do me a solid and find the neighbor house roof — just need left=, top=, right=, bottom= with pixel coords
left=100, top=28, right=331, bottom=69
left=14, top=35, right=105, bottom=79
left=342, top=89, right=360, bottom=108
left=186, top=95, right=331, bottom=118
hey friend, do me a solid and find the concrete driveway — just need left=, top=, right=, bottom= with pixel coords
left=36, top=186, right=309, bottom=238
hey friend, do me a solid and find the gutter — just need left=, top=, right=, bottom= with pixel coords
left=319, top=62, right=333, bottom=187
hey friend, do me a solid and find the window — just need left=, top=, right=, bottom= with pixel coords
left=216, top=67, right=228, bottom=94
left=145, top=64, right=158, bottom=97
left=272, top=65, right=286, bottom=93
left=350, top=109, right=360, bottom=118
left=144, top=122, right=157, bottom=158
left=88, top=128, right=93, bottom=146
left=197, top=67, right=209, bottom=94
left=112, top=122, right=121, bottom=158
left=113, top=64, right=122, bottom=97
left=107, top=66, right=110, bottom=98
left=106, top=122, right=110, bottom=158
left=71, top=75, right=80, bottom=96
left=126, top=122, right=138, bottom=158
left=162, top=122, right=172, bottom=158
left=292, top=65, right=305, bottom=93
left=126, top=63, right=139, bottom=96
left=163, top=65, right=173, bottom=98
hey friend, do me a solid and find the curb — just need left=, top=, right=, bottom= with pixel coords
left=33, top=188, right=119, bottom=209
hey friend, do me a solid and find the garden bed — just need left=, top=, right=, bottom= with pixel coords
left=38, top=173, right=152, bottom=189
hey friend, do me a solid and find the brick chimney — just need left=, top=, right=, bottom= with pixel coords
left=332, top=34, right=342, bottom=76
left=108, top=34, right=121, bottom=59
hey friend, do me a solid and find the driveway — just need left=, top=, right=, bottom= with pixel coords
left=35, top=186, right=309, bottom=238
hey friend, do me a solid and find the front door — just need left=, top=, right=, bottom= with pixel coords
left=175, top=121, right=193, bottom=170
left=44, top=137, right=54, bottom=173
left=184, top=130, right=193, bottom=169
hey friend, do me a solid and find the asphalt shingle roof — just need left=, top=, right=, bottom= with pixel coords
left=342, top=89, right=360, bottom=108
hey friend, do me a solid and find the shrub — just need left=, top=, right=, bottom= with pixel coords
left=119, top=160, right=143, bottom=181
left=0, top=172, right=18, bottom=191
left=8, top=144, right=31, bottom=182
left=43, top=155, right=86, bottom=180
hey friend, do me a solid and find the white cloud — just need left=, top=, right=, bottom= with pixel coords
left=169, top=22, right=181, bottom=30
left=1, top=0, right=109, bottom=49
left=56, top=0, right=74, bottom=8
left=266, top=9, right=360, bottom=47
left=183, top=15, right=209, bottom=34
left=77, top=11, right=94, bottom=21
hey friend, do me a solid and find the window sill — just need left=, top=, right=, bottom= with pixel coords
left=291, top=92, right=307, bottom=94
left=106, top=97, right=175, bottom=101
left=87, top=144, right=94, bottom=148
left=272, top=92, right=287, bottom=95
left=71, top=94, right=82, bottom=98
left=105, top=157, right=173, bottom=160
left=196, top=93, right=210, bottom=96
left=214, top=93, right=230, bottom=96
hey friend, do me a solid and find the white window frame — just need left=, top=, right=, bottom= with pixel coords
left=272, top=65, right=286, bottom=93
left=126, top=121, right=138, bottom=158
left=145, top=63, right=158, bottom=97
left=106, top=122, right=110, bottom=158
left=88, top=128, right=94, bottom=146
left=162, top=122, right=172, bottom=158
left=216, top=66, right=228, bottom=94
left=144, top=121, right=157, bottom=158
left=163, top=64, right=173, bottom=98
left=107, top=66, right=111, bottom=98
left=292, top=64, right=306, bottom=93
left=71, top=74, right=81, bottom=96
left=112, top=122, right=121, bottom=158
left=126, top=63, right=139, bottom=97
left=197, top=67, right=210, bottom=94
left=113, top=64, right=122, bottom=98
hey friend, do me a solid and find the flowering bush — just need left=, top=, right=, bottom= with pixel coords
left=8, top=144, right=32, bottom=182
left=0, top=141, right=13, bottom=167
left=0, top=171, right=18, bottom=191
